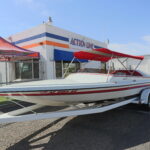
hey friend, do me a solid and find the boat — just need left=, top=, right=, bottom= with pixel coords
left=0, top=48, right=149, bottom=106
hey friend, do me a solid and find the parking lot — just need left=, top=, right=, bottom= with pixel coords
left=0, top=104, right=150, bottom=150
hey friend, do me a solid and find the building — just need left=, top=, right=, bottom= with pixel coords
left=0, top=21, right=107, bottom=83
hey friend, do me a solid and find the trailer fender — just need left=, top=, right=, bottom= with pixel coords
left=140, top=88, right=150, bottom=105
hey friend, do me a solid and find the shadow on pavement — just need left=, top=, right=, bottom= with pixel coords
left=7, top=109, right=150, bottom=150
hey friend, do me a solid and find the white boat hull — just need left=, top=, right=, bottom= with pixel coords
left=2, top=83, right=150, bottom=106
left=0, top=73, right=150, bottom=106
left=8, top=90, right=141, bottom=106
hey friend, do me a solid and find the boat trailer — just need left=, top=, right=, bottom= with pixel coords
left=0, top=88, right=149, bottom=124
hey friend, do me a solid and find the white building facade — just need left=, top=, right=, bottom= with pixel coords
left=0, top=23, right=107, bottom=83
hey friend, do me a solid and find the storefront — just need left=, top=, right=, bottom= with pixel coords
left=15, top=59, right=39, bottom=79
left=5, top=21, right=107, bottom=81
left=54, top=49, right=88, bottom=78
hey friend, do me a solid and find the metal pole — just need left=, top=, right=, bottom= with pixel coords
left=63, top=57, right=75, bottom=78
left=131, top=60, right=142, bottom=75
left=117, top=58, right=132, bottom=74
left=106, top=55, right=113, bottom=82
left=117, top=58, right=142, bottom=76
left=122, top=58, right=128, bottom=64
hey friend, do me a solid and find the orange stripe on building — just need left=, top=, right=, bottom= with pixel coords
left=22, top=40, right=69, bottom=49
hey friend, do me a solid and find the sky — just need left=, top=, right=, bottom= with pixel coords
left=0, top=0, right=150, bottom=55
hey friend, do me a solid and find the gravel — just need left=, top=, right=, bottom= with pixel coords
left=0, top=106, right=150, bottom=150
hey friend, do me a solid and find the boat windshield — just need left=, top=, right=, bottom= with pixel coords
left=78, top=68, right=103, bottom=73
left=78, top=68, right=143, bottom=77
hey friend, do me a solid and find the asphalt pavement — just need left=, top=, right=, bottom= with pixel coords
left=0, top=104, right=150, bottom=150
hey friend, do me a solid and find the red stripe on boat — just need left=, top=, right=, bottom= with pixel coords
left=0, top=84, right=150, bottom=96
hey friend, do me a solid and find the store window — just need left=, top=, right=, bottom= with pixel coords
left=15, top=60, right=39, bottom=79
left=56, top=61, right=80, bottom=78
left=101, top=62, right=107, bottom=73
left=56, top=62, right=62, bottom=78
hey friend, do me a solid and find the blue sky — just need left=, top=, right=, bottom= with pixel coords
left=1, top=0, right=150, bottom=55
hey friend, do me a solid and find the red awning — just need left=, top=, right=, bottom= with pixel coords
left=0, top=36, right=39, bottom=61
left=74, top=48, right=144, bottom=62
